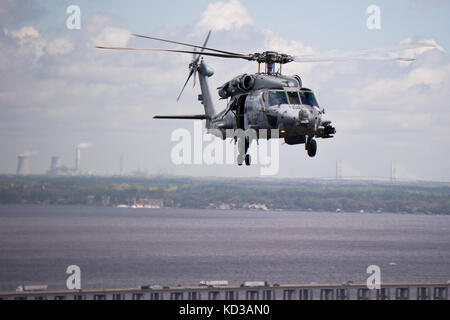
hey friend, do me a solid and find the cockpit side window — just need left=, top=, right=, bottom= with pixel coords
left=268, top=91, right=288, bottom=106
left=299, top=91, right=319, bottom=107
left=287, top=92, right=300, bottom=105
left=258, top=91, right=265, bottom=110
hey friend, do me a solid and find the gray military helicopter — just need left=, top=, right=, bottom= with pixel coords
left=98, top=32, right=432, bottom=166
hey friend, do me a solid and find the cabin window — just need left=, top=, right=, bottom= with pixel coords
left=287, top=92, right=301, bottom=105
left=268, top=91, right=288, bottom=106
left=299, top=91, right=319, bottom=107
left=245, top=93, right=258, bottom=111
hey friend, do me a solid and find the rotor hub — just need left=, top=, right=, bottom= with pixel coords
left=250, top=51, right=294, bottom=64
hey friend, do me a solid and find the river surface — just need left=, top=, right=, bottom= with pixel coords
left=0, top=205, right=449, bottom=290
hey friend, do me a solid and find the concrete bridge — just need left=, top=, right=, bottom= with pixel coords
left=0, top=281, right=448, bottom=300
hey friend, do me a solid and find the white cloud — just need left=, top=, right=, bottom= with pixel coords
left=10, top=25, right=40, bottom=44
left=47, top=37, right=74, bottom=56
left=196, top=0, right=254, bottom=31
left=387, top=113, right=433, bottom=129
left=92, top=26, right=131, bottom=47
left=77, top=143, right=92, bottom=149
left=407, top=65, right=448, bottom=87
left=263, top=30, right=315, bottom=56
left=18, top=151, right=37, bottom=157
left=9, top=26, right=46, bottom=61
left=399, top=37, right=445, bottom=56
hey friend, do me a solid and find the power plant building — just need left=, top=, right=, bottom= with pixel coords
left=75, top=147, right=81, bottom=174
left=49, top=156, right=61, bottom=175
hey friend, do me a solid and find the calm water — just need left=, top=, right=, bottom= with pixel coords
left=0, top=205, right=449, bottom=291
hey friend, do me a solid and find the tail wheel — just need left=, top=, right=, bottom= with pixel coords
left=307, top=139, right=317, bottom=157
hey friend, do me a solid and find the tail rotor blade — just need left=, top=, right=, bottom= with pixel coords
left=200, top=30, right=211, bottom=54
left=177, top=69, right=195, bottom=102
left=192, top=47, right=198, bottom=62
left=193, top=30, right=211, bottom=64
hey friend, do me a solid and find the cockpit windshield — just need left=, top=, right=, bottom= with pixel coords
left=287, top=92, right=300, bottom=105
left=299, top=91, right=319, bottom=107
left=268, top=91, right=288, bottom=106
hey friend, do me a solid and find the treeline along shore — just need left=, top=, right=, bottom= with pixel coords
left=0, top=175, right=449, bottom=214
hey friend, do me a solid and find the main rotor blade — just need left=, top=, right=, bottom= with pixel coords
left=177, top=69, right=195, bottom=102
left=293, top=55, right=416, bottom=62
left=293, top=41, right=436, bottom=63
left=341, top=41, right=436, bottom=56
left=132, top=32, right=244, bottom=57
left=96, top=46, right=252, bottom=60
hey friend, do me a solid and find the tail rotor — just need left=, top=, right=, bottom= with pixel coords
left=176, top=30, right=211, bottom=102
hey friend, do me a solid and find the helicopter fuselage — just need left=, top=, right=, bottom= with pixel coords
left=200, top=65, right=335, bottom=145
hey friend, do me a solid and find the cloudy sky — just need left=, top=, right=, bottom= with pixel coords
left=1, top=0, right=449, bottom=181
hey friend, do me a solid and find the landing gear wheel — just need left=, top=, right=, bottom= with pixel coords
left=307, top=139, right=317, bottom=157
left=237, top=154, right=245, bottom=166
left=245, top=154, right=251, bottom=166
left=237, top=136, right=251, bottom=166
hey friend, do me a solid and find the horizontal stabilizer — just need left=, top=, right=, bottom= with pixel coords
left=153, top=115, right=209, bottom=120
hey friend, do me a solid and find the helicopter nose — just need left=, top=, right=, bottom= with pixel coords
left=298, top=108, right=311, bottom=124
left=298, top=108, right=320, bottom=129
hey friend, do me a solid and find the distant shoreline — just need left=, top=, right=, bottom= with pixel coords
left=0, top=203, right=447, bottom=217
left=0, top=175, right=449, bottom=215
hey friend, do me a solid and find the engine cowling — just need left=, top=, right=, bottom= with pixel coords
left=217, top=74, right=255, bottom=99
left=218, top=85, right=230, bottom=99
left=239, top=74, right=255, bottom=91
left=293, top=75, right=302, bottom=88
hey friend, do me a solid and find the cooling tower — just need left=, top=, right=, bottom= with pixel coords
left=17, top=155, right=30, bottom=175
